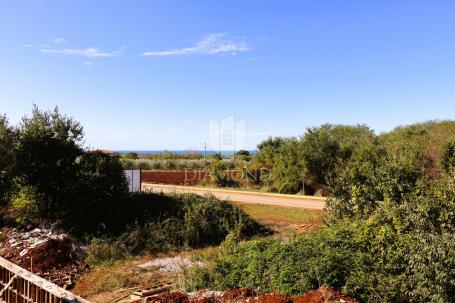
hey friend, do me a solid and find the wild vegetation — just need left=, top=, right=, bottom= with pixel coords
left=179, top=120, right=455, bottom=303
left=0, top=107, right=268, bottom=257
left=0, top=106, right=129, bottom=230
left=3, top=107, right=455, bottom=302
left=85, top=192, right=270, bottom=265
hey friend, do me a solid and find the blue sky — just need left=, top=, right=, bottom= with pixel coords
left=1, top=1, right=455, bottom=150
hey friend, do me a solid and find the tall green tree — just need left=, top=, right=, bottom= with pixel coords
left=250, top=137, right=303, bottom=193
left=300, top=124, right=376, bottom=195
left=0, top=115, right=16, bottom=210
left=69, top=151, right=128, bottom=231
left=14, top=106, right=84, bottom=221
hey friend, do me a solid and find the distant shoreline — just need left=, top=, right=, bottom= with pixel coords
left=114, top=150, right=257, bottom=155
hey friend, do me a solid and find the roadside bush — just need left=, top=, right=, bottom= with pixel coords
left=209, top=160, right=231, bottom=187
left=251, top=125, right=377, bottom=195
left=252, top=121, right=455, bottom=195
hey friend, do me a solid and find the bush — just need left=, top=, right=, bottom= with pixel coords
left=209, top=160, right=232, bottom=187
left=442, top=140, right=455, bottom=173
left=10, top=185, right=43, bottom=224
left=86, top=192, right=271, bottom=263
left=180, top=223, right=367, bottom=297
left=121, top=152, right=138, bottom=160
left=180, top=171, right=455, bottom=302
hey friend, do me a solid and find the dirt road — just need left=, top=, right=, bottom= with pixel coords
left=141, top=183, right=326, bottom=210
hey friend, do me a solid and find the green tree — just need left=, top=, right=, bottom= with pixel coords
left=379, top=120, right=455, bottom=180
left=69, top=151, right=128, bottom=230
left=269, top=139, right=302, bottom=193
left=300, top=124, right=376, bottom=195
left=250, top=137, right=289, bottom=190
left=209, top=160, right=229, bottom=187
left=14, top=106, right=84, bottom=221
left=235, top=149, right=251, bottom=162
left=0, top=115, right=16, bottom=221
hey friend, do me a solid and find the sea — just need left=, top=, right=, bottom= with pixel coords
left=115, top=150, right=256, bottom=155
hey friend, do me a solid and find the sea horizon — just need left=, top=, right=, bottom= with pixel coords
left=114, top=150, right=257, bottom=155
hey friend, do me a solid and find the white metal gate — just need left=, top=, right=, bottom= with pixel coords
left=124, top=169, right=141, bottom=192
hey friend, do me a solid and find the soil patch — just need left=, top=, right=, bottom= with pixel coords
left=130, top=287, right=356, bottom=303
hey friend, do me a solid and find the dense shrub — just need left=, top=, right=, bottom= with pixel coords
left=66, top=151, right=128, bottom=230
left=379, top=120, right=455, bottom=180
left=86, top=192, right=270, bottom=264
left=0, top=116, right=16, bottom=216
left=209, top=160, right=230, bottom=187
left=442, top=140, right=455, bottom=173
left=182, top=171, right=455, bottom=302
left=180, top=223, right=365, bottom=297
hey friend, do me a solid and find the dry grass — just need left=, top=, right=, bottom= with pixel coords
left=72, top=256, right=172, bottom=303
left=233, top=202, right=324, bottom=233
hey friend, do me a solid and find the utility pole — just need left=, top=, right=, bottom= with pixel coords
left=203, top=142, right=207, bottom=166
left=233, top=125, right=236, bottom=159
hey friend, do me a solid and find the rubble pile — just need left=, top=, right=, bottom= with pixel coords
left=138, top=256, right=205, bottom=273
left=0, top=227, right=88, bottom=288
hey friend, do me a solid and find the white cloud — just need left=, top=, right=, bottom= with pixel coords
left=40, top=47, right=120, bottom=58
left=53, top=38, right=66, bottom=44
left=143, top=33, right=250, bottom=57
left=24, top=44, right=33, bottom=48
